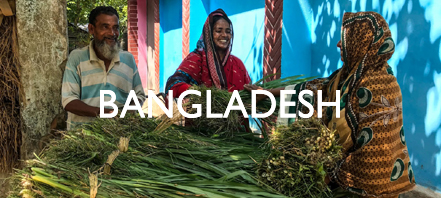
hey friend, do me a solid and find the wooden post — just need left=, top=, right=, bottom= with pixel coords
left=263, top=0, right=283, bottom=81
left=182, top=0, right=190, bottom=59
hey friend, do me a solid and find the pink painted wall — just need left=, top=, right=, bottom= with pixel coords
left=137, top=0, right=147, bottom=90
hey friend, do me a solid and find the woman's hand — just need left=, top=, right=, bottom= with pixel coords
left=244, top=84, right=263, bottom=91
left=244, top=84, right=267, bottom=103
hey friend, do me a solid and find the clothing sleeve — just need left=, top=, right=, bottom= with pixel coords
left=227, top=56, right=250, bottom=90
left=237, top=58, right=251, bottom=84
left=245, top=71, right=251, bottom=85
left=61, top=51, right=82, bottom=108
left=165, top=52, right=202, bottom=98
left=169, top=83, right=192, bottom=98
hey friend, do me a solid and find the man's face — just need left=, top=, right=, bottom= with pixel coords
left=89, top=14, right=120, bottom=46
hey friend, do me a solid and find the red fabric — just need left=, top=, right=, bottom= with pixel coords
left=169, top=51, right=251, bottom=98
left=170, top=83, right=192, bottom=98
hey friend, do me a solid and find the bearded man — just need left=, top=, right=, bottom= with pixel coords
left=61, top=6, right=145, bottom=130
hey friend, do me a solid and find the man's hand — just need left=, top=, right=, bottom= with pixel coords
left=65, top=100, right=112, bottom=117
left=103, top=108, right=114, bottom=114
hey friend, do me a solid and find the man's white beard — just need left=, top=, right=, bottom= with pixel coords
left=95, top=39, right=121, bottom=60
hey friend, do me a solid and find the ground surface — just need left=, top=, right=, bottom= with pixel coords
left=400, top=185, right=441, bottom=198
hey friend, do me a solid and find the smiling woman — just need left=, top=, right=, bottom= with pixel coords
left=165, top=9, right=251, bottom=99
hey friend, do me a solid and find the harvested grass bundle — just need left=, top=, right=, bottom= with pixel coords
left=8, top=116, right=345, bottom=197
left=118, top=136, right=130, bottom=152
left=186, top=85, right=243, bottom=137
left=0, top=15, right=22, bottom=173
left=256, top=118, right=343, bottom=198
left=185, top=75, right=314, bottom=138
left=8, top=114, right=285, bottom=198
left=88, top=169, right=100, bottom=198
left=239, top=75, right=314, bottom=126
left=154, top=100, right=184, bottom=134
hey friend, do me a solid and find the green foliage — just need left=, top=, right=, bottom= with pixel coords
left=67, top=0, right=128, bottom=38
left=256, top=118, right=344, bottom=198
left=8, top=115, right=283, bottom=198
left=7, top=75, right=345, bottom=198
left=185, top=75, right=314, bottom=138
left=186, top=85, right=243, bottom=138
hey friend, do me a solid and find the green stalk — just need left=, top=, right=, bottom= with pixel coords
left=32, top=175, right=89, bottom=198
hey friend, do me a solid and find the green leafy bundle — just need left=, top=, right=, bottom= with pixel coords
left=7, top=75, right=347, bottom=198
left=185, top=85, right=244, bottom=137
left=185, top=75, right=314, bottom=137
left=256, top=118, right=343, bottom=198
left=8, top=115, right=284, bottom=198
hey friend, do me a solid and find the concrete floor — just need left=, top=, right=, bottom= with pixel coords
left=400, top=185, right=441, bottom=198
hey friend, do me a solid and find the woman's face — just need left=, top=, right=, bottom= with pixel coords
left=337, top=40, right=343, bottom=61
left=212, top=18, right=231, bottom=51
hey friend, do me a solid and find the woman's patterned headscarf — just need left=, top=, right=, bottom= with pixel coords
left=285, top=12, right=415, bottom=196
left=195, top=8, right=233, bottom=89
left=342, top=11, right=394, bottom=74
left=337, top=11, right=396, bottom=140
left=330, top=12, right=415, bottom=196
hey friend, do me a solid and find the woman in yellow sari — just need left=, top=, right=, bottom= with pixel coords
left=245, top=11, right=415, bottom=197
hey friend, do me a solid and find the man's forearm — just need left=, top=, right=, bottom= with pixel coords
left=64, top=100, right=100, bottom=117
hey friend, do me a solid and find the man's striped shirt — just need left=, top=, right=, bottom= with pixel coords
left=62, top=42, right=145, bottom=129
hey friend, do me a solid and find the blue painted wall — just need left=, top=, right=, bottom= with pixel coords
left=282, top=0, right=312, bottom=78
left=309, top=0, right=441, bottom=192
left=159, top=0, right=183, bottom=91
left=189, top=0, right=209, bottom=52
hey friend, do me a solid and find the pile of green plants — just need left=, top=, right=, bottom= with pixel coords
left=9, top=114, right=283, bottom=198
left=184, top=85, right=244, bottom=137
left=8, top=75, right=346, bottom=198
left=256, top=118, right=343, bottom=197
left=185, top=75, right=314, bottom=137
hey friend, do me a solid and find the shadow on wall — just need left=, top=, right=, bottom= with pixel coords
left=229, top=8, right=265, bottom=83
left=159, top=0, right=183, bottom=92
left=281, top=0, right=313, bottom=78
left=309, top=0, right=441, bottom=192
